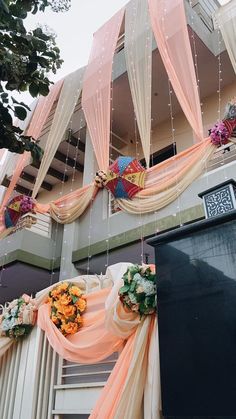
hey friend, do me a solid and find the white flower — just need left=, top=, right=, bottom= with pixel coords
left=136, top=286, right=144, bottom=294
left=133, top=273, right=142, bottom=282
left=8, top=299, right=18, bottom=310
left=10, top=306, right=18, bottom=317
left=138, top=280, right=156, bottom=296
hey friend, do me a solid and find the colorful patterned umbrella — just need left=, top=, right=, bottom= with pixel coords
left=105, top=156, right=146, bottom=199
left=4, top=195, right=35, bottom=228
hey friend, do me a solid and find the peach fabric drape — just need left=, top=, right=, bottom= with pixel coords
left=148, top=0, right=203, bottom=142
left=125, top=0, right=152, bottom=168
left=37, top=262, right=159, bottom=419
left=26, top=80, right=63, bottom=139
left=1, top=263, right=160, bottom=418
left=116, top=138, right=214, bottom=213
left=0, top=83, right=63, bottom=231
left=0, top=105, right=37, bottom=217
left=82, top=8, right=125, bottom=171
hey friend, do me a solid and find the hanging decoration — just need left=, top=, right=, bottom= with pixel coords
left=48, top=282, right=87, bottom=336
left=0, top=294, right=37, bottom=339
left=119, top=264, right=156, bottom=316
left=4, top=195, right=35, bottom=228
left=105, top=156, right=146, bottom=199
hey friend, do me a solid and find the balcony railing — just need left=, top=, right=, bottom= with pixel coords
left=206, top=141, right=236, bottom=172
left=11, top=212, right=52, bottom=238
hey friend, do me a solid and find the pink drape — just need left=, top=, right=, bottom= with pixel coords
left=38, top=288, right=124, bottom=363
left=82, top=8, right=125, bottom=171
left=148, top=0, right=203, bottom=142
left=26, top=80, right=63, bottom=139
left=0, top=81, right=64, bottom=230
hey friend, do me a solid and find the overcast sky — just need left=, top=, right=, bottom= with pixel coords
left=19, top=0, right=229, bottom=104
left=26, top=0, right=129, bottom=80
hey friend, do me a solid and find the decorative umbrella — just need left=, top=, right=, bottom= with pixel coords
left=4, top=195, right=35, bottom=228
left=105, top=156, right=146, bottom=199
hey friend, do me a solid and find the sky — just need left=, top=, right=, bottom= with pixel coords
left=26, top=0, right=129, bottom=81
left=18, top=0, right=230, bottom=104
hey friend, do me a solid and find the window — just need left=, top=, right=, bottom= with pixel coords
left=140, top=143, right=177, bottom=168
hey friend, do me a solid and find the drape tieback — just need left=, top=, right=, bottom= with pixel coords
left=94, top=170, right=108, bottom=188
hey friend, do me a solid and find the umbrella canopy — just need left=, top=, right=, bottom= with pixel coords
left=105, top=156, right=146, bottom=199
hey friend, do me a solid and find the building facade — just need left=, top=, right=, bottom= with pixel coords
left=0, top=0, right=236, bottom=417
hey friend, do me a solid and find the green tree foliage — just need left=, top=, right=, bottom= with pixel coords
left=0, top=0, right=71, bottom=163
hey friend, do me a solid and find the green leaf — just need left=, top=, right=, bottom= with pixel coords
left=72, top=295, right=78, bottom=304
left=38, top=82, right=49, bottom=96
left=14, top=105, right=27, bottom=120
left=119, top=285, right=129, bottom=294
left=29, top=82, right=39, bottom=97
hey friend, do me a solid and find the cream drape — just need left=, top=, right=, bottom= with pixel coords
left=82, top=9, right=125, bottom=171
left=116, top=138, right=214, bottom=214
left=49, top=184, right=97, bottom=223
left=148, top=0, right=203, bottom=142
left=125, top=0, right=152, bottom=167
left=32, top=67, right=85, bottom=198
left=215, top=0, right=236, bottom=75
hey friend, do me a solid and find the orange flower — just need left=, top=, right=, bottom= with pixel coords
left=69, top=286, right=82, bottom=297
left=76, top=298, right=87, bottom=313
left=61, top=304, right=76, bottom=318
left=59, top=294, right=72, bottom=306
left=75, top=314, right=83, bottom=325
left=58, top=282, right=69, bottom=292
left=61, top=322, right=79, bottom=335
left=51, top=289, right=60, bottom=299
left=54, top=300, right=64, bottom=313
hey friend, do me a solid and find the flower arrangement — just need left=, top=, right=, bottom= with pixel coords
left=0, top=294, right=37, bottom=339
left=209, top=98, right=236, bottom=146
left=119, top=264, right=157, bottom=317
left=20, top=195, right=35, bottom=213
left=48, top=282, right=87, bottom=336
left=209, top=121, right=230, bottom=146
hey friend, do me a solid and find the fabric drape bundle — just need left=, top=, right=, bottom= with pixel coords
left=116, top=138, right=214, bottom=213
left=32, top=67, right=85, bottom=198
left=37, top=262, right=160, bottom=419
left=82, top=8, right=125, bottom=172
left=125, top=0, right=152, bottom=167
left=148, top=0, right=203, bottom=143
left=0, top=263, right=161, bottom=418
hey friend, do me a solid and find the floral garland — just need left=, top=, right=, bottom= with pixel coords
left=0, top=294, right=37, bottom=339
left=119, top=264, right=157, bottom=316
left=209, top=98, right=236, bottom=146
left=48, top=282, right=87, bottom=336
